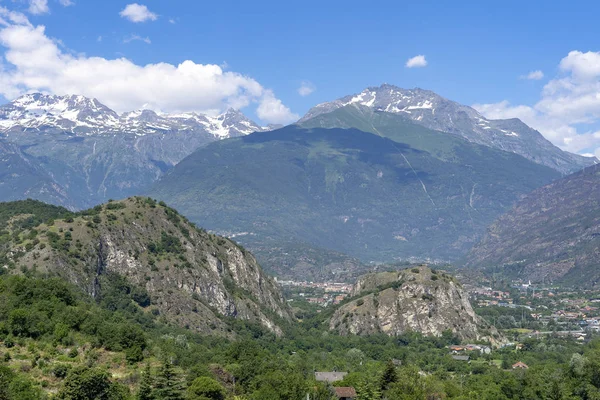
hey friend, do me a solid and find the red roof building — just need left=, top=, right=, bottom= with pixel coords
left=512, top=361, right=529, bottom=369
left=334, top=387, right=357, bottom=400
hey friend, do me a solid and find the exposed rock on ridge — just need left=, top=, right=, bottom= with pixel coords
left=1, top=197, right=291, bottom=335
left=329, top=265, right=488, bottom=341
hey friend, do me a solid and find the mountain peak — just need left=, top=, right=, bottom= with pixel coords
left=0, top=94, right=265, bottom=139
left=298, top=84, right=596, bottom=174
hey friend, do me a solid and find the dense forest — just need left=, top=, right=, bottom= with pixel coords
left=0, top=199, right=598, bottom=399
left=0, top=273, right=599, bottom=399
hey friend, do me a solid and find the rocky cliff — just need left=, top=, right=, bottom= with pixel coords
left=0, top=197, right=291, bottom=335
left=329, top=266, right=489, bottom=341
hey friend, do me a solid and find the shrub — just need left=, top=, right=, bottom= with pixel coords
left=187, top=376, right=226, bottom=400
left=68, top=348, right=79, bottom=359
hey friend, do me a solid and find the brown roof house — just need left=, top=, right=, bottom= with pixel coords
left=315, top=372, right=347, bottom=383
left=512, top=361, right=529, bottom=369
left=334, top=387, right=357, bottom=400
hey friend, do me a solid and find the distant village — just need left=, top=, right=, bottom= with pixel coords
left=466, top=279, right=600, bottom=340
left=277, top=280, right=353, bottom=307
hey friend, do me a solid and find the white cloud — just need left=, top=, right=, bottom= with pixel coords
left=123, top=34, right=151, bottom=44
left=119, top=3, right=157, bottom=23
left=58, top=0, right=74, bottom=6
left=256, top=90, right=299, bottom=124
left=0, top=11, right=298, bottom=124
left=96, top=35, right=102, bottom=42
left=0, top=7, right=32, bottom=25
left=28, top=0, right=49, bottom=15
left=474, top=51, right=600, bottom=157
left=405, top=55, right=427, bottom=68
left=521, top=70, right=544, bottom=80
left=297, top=81, right=315, bottom=97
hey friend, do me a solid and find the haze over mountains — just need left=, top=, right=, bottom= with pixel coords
left=465, top=163, right=600, bottom=287
left=0, top=93, right=269, bottom=208
left=0, top=85, right=596, bottom=279
left=149, top=106, right=561, bottom=277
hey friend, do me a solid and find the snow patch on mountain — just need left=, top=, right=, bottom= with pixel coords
left=0, top=94, right=266, bottom=139
left=298, top=84, right=597, bottom=174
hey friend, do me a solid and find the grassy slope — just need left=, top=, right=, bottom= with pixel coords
left=149, top=122, right=559, bottom=270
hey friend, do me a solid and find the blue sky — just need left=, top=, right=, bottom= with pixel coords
left=2, top=0, right=600, bottom=156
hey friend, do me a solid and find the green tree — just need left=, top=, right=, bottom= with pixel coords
left=153, top=362, right=184, bottom=400
left=310, top=383, right=336, bottom=400
left=137, top=364, right=153, bottom=400
left=570, top=353, right=587, bottom=378
left=356, top=379, right=381, bottom=400
left=8, top=376, right=44, bottom=400
left=56, top=366, right=127, bottom=400
left=187, top=376, right=226, bottom=400
left=384, top=367, right=426, bottom=400
left=379, top=360, right=397, bottom=392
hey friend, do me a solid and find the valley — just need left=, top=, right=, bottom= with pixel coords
left=0, top=86, right=598, bottom=400
left=0, top=196, right=600, bottom=399
left=1, top=2, right=600, bottom=398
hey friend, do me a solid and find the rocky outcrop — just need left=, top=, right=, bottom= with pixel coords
left=329, top=266, right=488, bottom=341
left=1, top=197, right=291, bottom=335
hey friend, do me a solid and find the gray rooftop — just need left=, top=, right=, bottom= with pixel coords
left=315, top=371, right=348, bottom=382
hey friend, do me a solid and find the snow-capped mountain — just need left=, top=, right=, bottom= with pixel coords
left=0, top=93, right=271, bottom=210
left=299, top=84, right=596, bottom=174
left=0, top=93, right=267, bottom=139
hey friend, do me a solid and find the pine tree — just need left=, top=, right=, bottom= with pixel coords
left=379, top=360, right=398, bottom=392
left=152, top=361, right=184, bottom=400
left=136, top=364, right=153, bottom=400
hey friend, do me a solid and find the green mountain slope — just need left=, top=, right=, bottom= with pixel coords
left=465, top=164, right=600, bottom=287
left=0, top=140, right=74, bottom=208
left=149, top=124, right=560, bottom=273
left=299, top=104, right=495, bottom=162
left=0, top=197, right=291, bottom=334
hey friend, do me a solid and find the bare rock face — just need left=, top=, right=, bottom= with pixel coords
left=2, top=197, right=291, bottom=335
left=329, top=266, right=487, bottom=340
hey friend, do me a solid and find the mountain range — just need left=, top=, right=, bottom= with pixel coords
left=464, top=163, right=600, bottom=287
left=0, top=93, right=268, bottom=138
left=300, top=84, right=595, bottom=174
left=0, top=85, right=596, bottom=279
left=149, top=119, right=560, bottom=276
left=0, top=93, right=269, bottom=208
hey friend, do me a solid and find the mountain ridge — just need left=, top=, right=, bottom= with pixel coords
left=464, top=163, right=600, bottom=287
left=0, top=93, right=267, bottom=139
left=149, top=123, right=560, bottom=276
left=0, top=94, right=270, bottom=209
left=299, top=84, right=596, bottom=174
left=0, top=196, right=292, bottom=334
